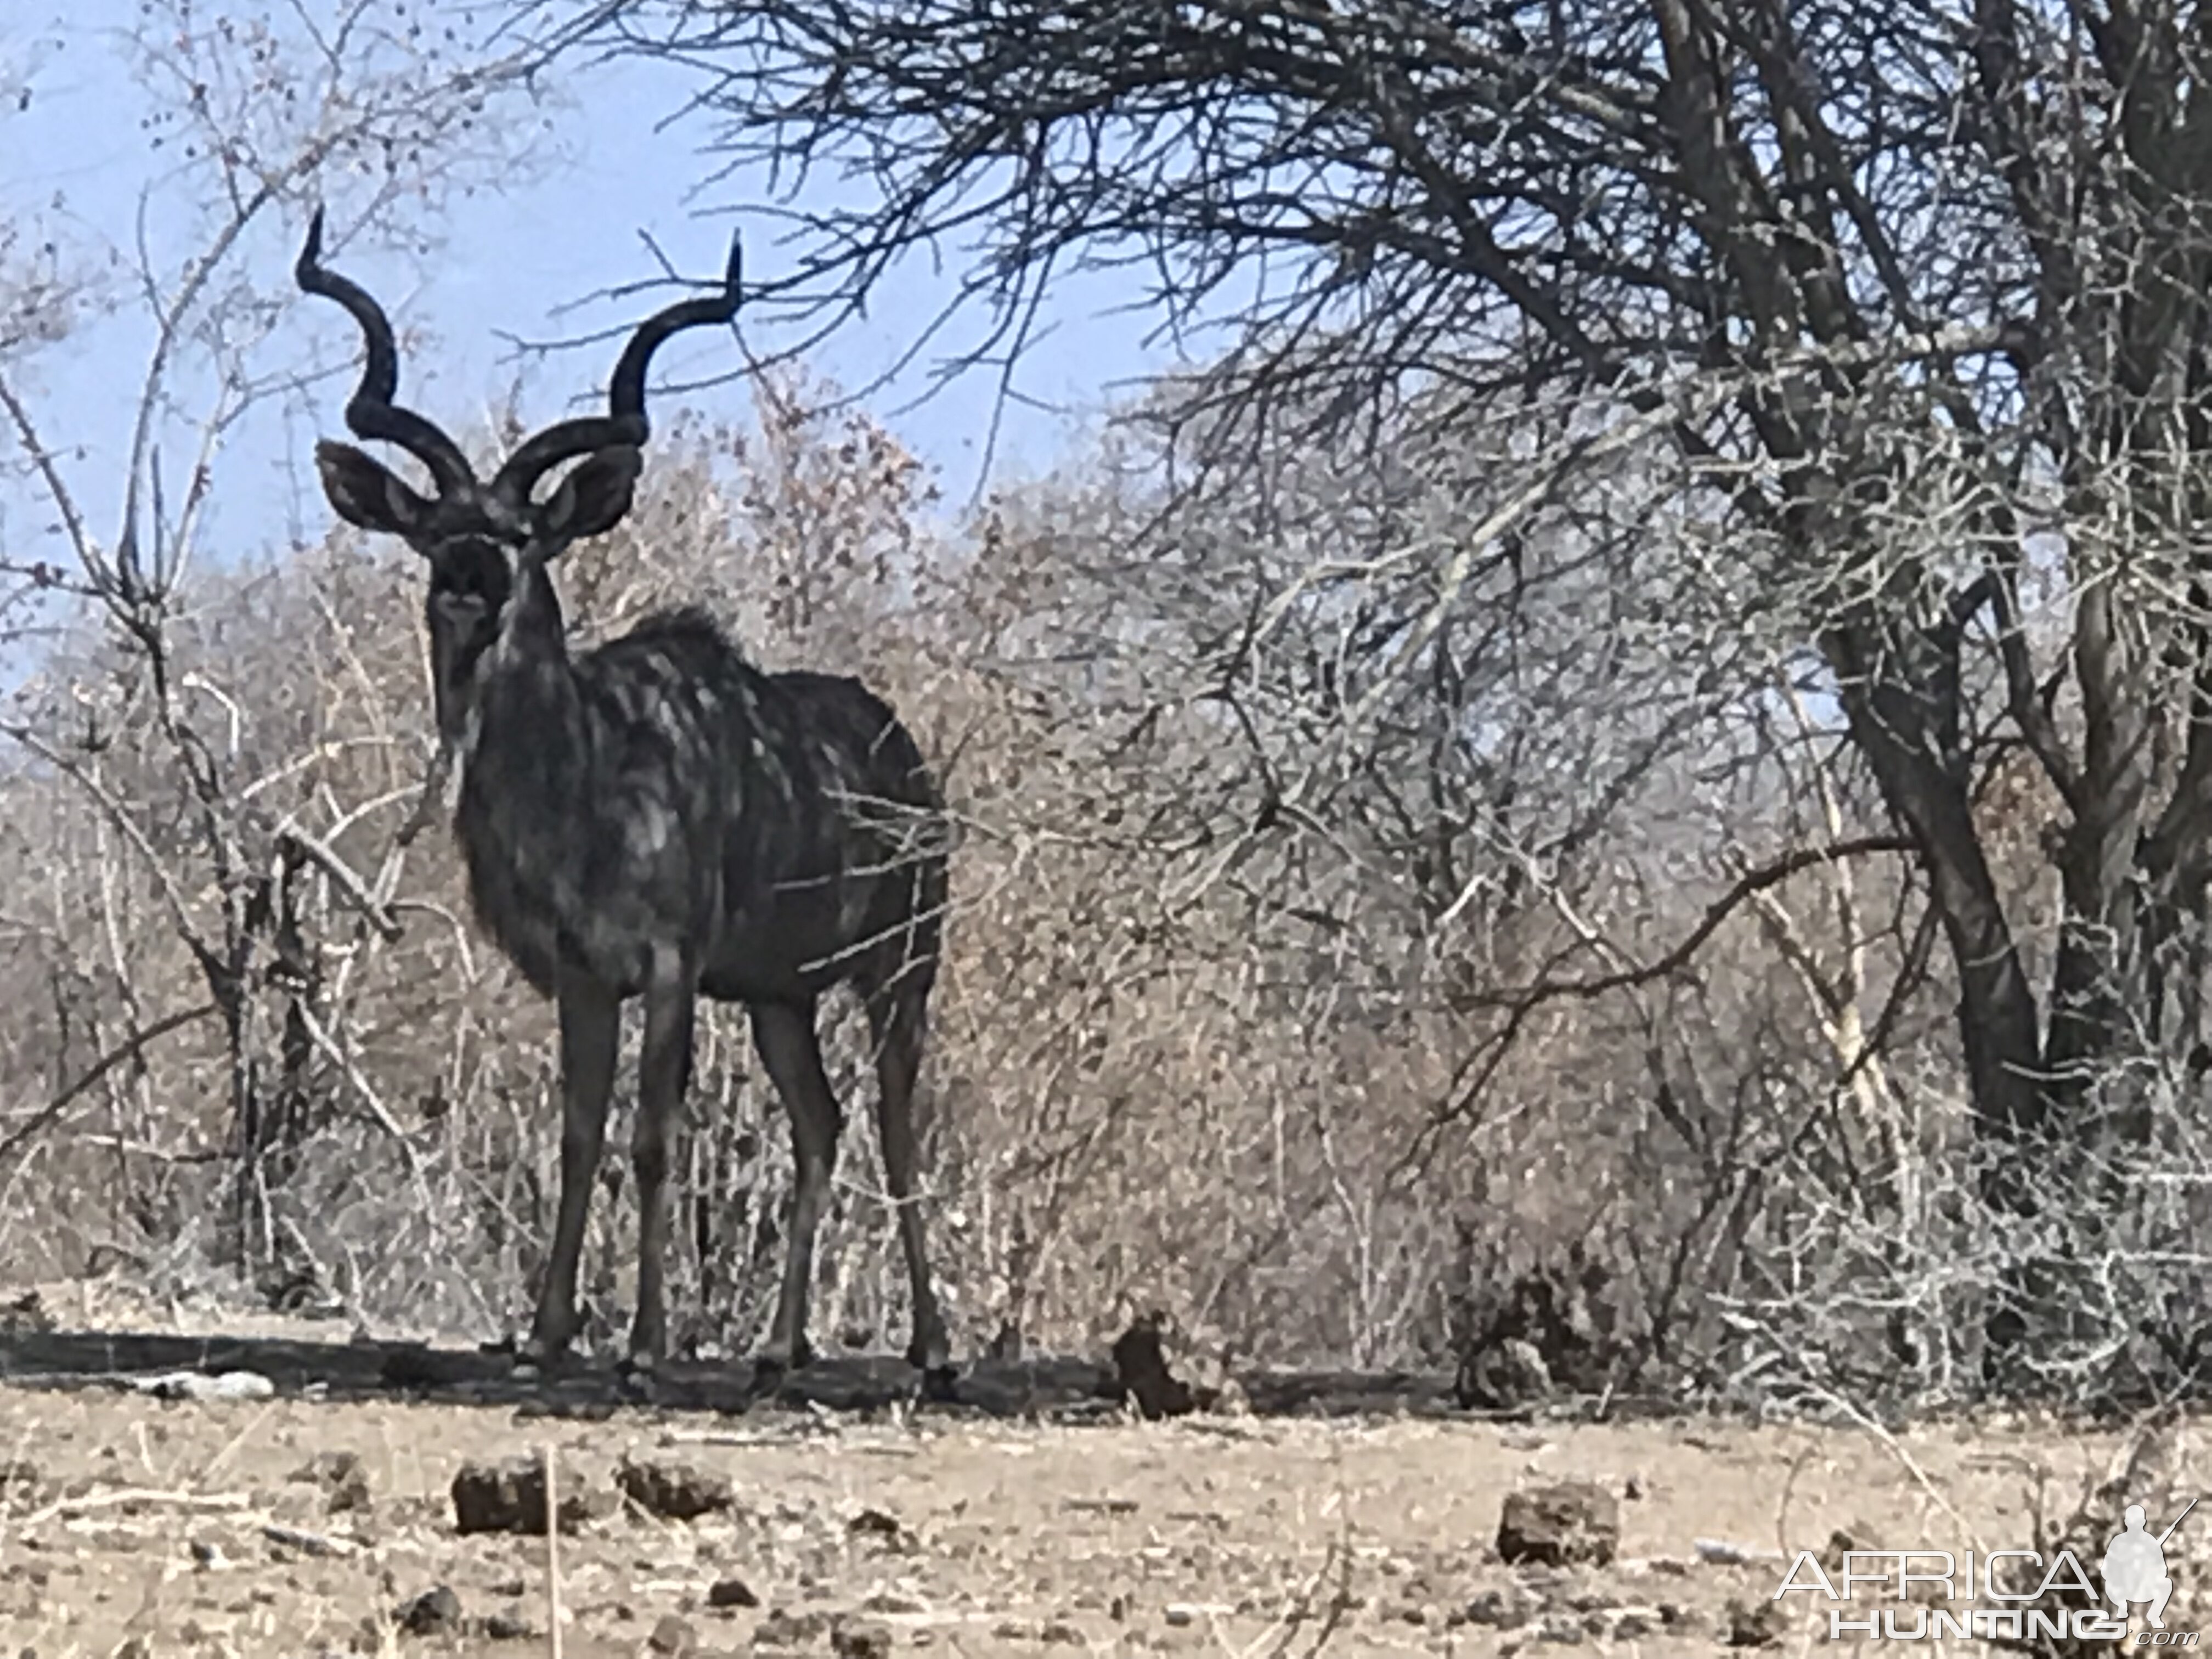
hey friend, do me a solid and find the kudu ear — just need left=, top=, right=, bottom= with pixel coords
left=315, top=440, right=436, bottom=538
left=538, top=445, right=644, bottom=545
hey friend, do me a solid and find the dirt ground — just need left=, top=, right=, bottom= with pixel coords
left=0, top=1305, right=2173, bottom=1656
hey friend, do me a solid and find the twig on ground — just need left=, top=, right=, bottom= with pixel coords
left=544, top=1441, right=564, bottom=1659
left=15, top=1486, right=250, bottom=1532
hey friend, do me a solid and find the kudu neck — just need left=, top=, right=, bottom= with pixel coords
left=505, top=560, right=570, bottom=657
left=450, top=560, right=589, bottom=863
left=442, top=559, right=575, bottom=760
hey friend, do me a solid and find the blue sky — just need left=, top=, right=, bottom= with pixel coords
left=1, top=0, right=1177, bottom=642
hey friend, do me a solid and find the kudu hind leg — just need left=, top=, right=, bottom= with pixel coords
left=750, top=1001, right=842, bottom=1376
left=865, top=984, right=950, bottom=1377
left=521, top=978, right=622, bottom=1370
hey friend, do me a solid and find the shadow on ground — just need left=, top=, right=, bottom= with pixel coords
left=0, top=1325, right=1462, bottom=1422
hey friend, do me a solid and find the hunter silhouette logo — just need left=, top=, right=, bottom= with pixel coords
left=2105, top=1501, right=2192, bottom=1632
left=1775, top=1495, right=2202, bottom=1643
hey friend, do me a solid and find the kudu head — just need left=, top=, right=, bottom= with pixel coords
left=295, top=208, right=741, bottom=723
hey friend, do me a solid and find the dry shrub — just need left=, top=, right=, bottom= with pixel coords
left=0, top=363, right=2036, bottom=1387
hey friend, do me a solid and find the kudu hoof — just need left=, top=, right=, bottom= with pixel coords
left=509, top=1335, right=575, bottom=1382
left=917, top=1363, right=961, bottom=1403
left=613, top=1351, right=667, bottom=1403
left=751, top=1342, right=812, bottom=1395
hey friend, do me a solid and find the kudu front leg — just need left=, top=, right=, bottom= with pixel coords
left=625, top=979, right=696, bottom=1375
left=520, top=978, right=620, bottom=1372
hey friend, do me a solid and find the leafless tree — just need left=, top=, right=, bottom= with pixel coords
left=526, top=0, right=2212, bottom=1390
left=0, top=0, right=554, bottom=1291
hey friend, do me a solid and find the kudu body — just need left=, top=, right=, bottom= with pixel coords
left=295, top=212, right=951, bottom=1385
